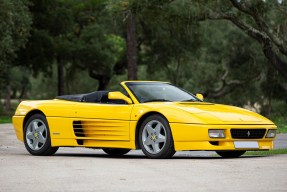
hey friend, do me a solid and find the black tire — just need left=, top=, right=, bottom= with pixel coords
left=102, top=148, right=130, bottom=157
left=216, top=150, right=246, bottom=158
left=24, top=114, right=59, bottom=156
left=139, top=115, right=175, bottom=159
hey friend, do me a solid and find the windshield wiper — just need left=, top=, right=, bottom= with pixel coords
left=142, top=99, right=172, bottom=103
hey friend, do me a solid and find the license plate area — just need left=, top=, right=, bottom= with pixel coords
left=234, top=141, right=259, bottom=149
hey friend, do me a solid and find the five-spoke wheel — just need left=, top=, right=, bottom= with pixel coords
left=24, top=114, right=58, bottom=155
left=139, top=115, right=175, bottom=159
left=26, top=119, right=47, bottom=151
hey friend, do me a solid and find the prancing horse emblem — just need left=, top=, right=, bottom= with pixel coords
left=247, top=131, right=250, bottom=137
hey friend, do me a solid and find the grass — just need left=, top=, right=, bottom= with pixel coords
left=0, top=116, right=12, bottom=123
left=0, top=100, right=17, bottom=124
left=271, top=116, right=287, bottom=133
left=245, top=148, right=287, bottom=156
left=213, top=149, right=287, bottom=157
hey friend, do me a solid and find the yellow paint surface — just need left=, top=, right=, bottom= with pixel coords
left=13, top=81, right=277, bottom=151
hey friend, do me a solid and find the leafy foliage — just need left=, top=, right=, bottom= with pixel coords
left=0, top=0, right=31, bottom=89
left=0, top=0, right=286, bottom=121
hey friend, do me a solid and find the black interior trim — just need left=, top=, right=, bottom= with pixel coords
left=55, top=91, right=126, bottom=104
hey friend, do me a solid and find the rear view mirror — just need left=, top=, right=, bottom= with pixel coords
left=108, top=92, right=132, bottom=104
left=196, top=93, right=204, bottom=100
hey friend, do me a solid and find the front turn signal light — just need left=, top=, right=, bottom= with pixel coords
left=209, top=129, right=225, bottom=138
left=266, top=129, right=276, bottom=138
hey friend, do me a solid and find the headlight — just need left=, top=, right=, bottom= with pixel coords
left=209, top=129, right=225, bottom=138
left=266, top=129, right=276, bottom=138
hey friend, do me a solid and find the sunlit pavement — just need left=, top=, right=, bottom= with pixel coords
left=1, top=123, right=287, bottom=192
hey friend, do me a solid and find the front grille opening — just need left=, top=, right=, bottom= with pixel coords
left=231, top=129, right=266, bottom=139
left=209, top=141, right=219, bottom=146
left=73, top=120, right=84, bottom=145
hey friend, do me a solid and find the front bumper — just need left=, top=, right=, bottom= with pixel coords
left=170, top=123, right=277, bottom=151
left=12, top=115, right=25, bottom=142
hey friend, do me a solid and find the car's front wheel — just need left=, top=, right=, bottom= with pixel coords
left=102, top=148, right=130, bottom=157
left=216, top=150, right=246, bottom=158
left=24, top=114, right=58, bottom=156
left=139, top=115, right=175, bottom=159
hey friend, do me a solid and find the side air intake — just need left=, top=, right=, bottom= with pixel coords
left=73, top=121, right=84, bottom=145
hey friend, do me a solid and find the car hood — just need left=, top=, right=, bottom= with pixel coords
left=168, top=102, right=274, bottom=124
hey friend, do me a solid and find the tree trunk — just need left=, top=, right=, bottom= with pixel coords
left=18, top=76, right=29, bottom=99
left=97, top=76, right=109, bottom=91
left=126, top=10, right=137, bottom=80
left=5, top=84, right=11, bottom=113
left=57, top=60, right=65, bottom=96
left=88, top=69, right=110, bottom=91
left=262, top=41, right=287, bottom=79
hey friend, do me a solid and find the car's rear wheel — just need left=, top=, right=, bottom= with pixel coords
left=24, top=114, right=59, bottom=156
left=102, top=148, right=130, bottom=156
left=139, top=115, right=175, bottom=159
left=216, top=150, right=246, bottom=158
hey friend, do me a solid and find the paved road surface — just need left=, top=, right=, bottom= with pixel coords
left=0, top=124, right=287, bottom=192
left=274, top=134, right=287, bottom=149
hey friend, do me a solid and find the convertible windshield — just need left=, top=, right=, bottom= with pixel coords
left=126, top=82, right=200, bottom=103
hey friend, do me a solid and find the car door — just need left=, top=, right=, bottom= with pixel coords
left=73, top=102, right=133, bottom=141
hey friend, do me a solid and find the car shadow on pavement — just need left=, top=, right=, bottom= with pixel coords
left=51, top=153, right=266, bottom=160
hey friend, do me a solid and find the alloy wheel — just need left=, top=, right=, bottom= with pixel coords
left=142, top=120, right=167, bottom=154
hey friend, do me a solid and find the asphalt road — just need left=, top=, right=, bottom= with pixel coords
left=1, top=123, right=287, bottom=192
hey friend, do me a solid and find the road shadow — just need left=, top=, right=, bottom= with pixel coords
left=50, top=152, right=266, bottom=160
left=5, top=147, right=267, bottom=160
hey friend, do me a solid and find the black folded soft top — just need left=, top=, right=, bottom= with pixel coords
left=55, top=91, right=109, bottom=103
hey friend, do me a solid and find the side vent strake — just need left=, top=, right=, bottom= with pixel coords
left=73, top=121, right=84, bottom=145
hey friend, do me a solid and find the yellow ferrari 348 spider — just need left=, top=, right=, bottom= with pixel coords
left=13, top=81, right=277, bottom=158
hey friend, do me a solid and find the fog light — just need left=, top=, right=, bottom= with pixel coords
left=266, top=129, right=276, bottom=138
left=209, top=129, right=225, bottom=138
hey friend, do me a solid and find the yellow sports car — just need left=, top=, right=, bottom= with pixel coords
left=13, top=81, right=277, bottom=158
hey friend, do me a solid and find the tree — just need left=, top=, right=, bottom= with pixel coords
left=131, top=0, right=286, bottom=107
left=194, top=0, right=287, bottom=80
left=107, top=0, right=139, bottom=80
left=71, top=0, right=126, bottom=90
left=16, top=0, right=74, bottom=95
left=0, top=0, right=31, bottom=111
left=130, top=0, right=200, bottom=86
left=126, top=9, right=138, bottom=80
